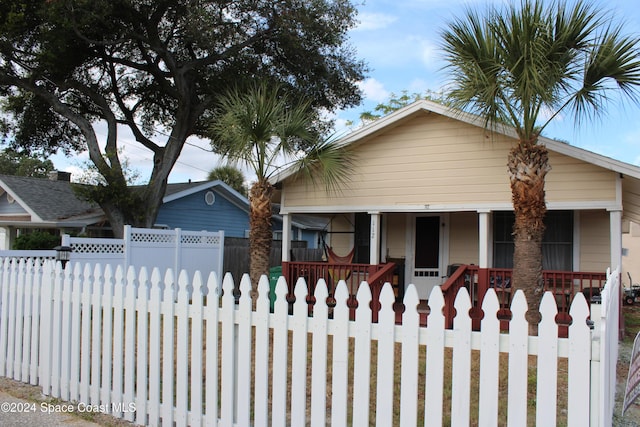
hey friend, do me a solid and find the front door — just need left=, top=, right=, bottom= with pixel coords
left=410, top=215, right=445, bottom=300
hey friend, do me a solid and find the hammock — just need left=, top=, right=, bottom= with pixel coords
left=326, top=246, right=355, bottom=286
left=326, top=246, right=355, bottom=264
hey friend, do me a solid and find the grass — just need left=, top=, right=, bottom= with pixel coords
left=238, top=329, right=569, bottom=426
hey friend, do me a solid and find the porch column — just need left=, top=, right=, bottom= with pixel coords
left=478, top=210, right=491, bottom=268
left=282, top=213, right=291, bottom=262
left=1, top=226, right=13, bottom=250
left=609, top=209, right=622, bottom=271
left=369, top=212, right=380, bottom=265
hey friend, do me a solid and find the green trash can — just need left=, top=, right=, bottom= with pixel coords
left=269, top=266, right=282, bottom=311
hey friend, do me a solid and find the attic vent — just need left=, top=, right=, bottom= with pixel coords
left=7, top=194, right=14, bottom=204
left=205, top=191, right=215, bottom=206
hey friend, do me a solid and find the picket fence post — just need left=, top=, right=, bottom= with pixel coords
left=478, top=289, right=500, bottom=426
left=536, top=291, right=560, bottom=425
left=424, top=286, right=446, bottom=427
left=375, top=284, right=396, bottom=426
left=253, top=275, right=270, bottom=427
left=399, top=285, right=420, bottom=427
left=568, top=292, right=591, bottom=427
left=353, top=282, right=372, bottom=427
left=124, top=266, right=138, bottom=423
left=331, top=281, right=350, bottom=426
left=236, top=274, right=253, bottom=427
left=507, top=290, right=529, bottom=426
left=310, top=279, right=329, bottom=427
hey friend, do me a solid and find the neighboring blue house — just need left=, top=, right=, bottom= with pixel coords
left=157, top=180, right=251, bottom=237
left=0, top=174, right=326, bottom=249
left=157, top=180, right=327, bottom=247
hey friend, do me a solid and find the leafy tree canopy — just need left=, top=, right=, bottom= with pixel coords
left=208, top=165, right=248, bottom=197
left=0, top=147, right=54, bottom=177
left=347, top=89, right=448, bottom=127
left=0, top=0, right=366, bottom=236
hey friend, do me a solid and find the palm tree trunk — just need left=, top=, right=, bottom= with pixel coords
left=249, top=180, right=274, bottom=302
left=508, top=142, right=551, bottom=330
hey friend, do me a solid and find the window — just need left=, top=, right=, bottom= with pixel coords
left=493, top=211, right=573, bottom=271
left=354, top=213, right=371, bottom=264
left=204, top=191, right=216, bottom=205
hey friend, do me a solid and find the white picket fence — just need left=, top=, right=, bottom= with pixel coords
left=0, top=258, right=620, bottom=426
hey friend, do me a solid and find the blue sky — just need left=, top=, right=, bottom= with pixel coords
left=53, top=0, right=640, bottom=183
left=337, top=0, right=640, bottom=163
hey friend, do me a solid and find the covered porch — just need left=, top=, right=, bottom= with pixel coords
left=278, top=207, right=621, bottom=335
left=281, top=260, right=607, bottom=335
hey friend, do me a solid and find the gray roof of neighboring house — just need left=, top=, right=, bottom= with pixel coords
left=0, top=174, right=102, bottom=224
left=0, top=175, right=330, bottom=231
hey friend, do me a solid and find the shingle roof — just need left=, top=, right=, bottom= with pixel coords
left=0, top=174, right=101, bottom=222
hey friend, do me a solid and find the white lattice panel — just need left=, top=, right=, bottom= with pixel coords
left=71, top=242, right=125, bottom=254
left=63, top=227, right=224, bottom=282
left=130, top=232, right=176, bottom=244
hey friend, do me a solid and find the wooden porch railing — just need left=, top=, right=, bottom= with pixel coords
left=440, top=265, right=608, bottom=337
left=282, top=261, right=397, bottom=321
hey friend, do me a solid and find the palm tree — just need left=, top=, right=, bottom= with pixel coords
left=208, top=165, right=248, bottom=197
left=441, top=0, right=640, bottom=326
left=209, top=82, right=353, bottom=298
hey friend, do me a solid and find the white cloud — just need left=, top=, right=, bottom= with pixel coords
left=417, top=38, right=440, bottom=70
left=354, top=13, right=398, bottom=31
left=357, top=78, right=390, bottom=102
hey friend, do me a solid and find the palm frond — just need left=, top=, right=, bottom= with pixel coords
left=209, top=82, right=316, bottom=181
left=289, top=136, right=355, bottom=194
left=441, top=0, right=640, bottom=141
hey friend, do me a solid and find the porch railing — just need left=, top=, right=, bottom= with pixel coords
left=440, top=264, right=608, bottom=336
left=282, top=261, right=396, bottom=321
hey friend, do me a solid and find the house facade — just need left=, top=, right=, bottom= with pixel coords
left=274, top=100, right=640, bottom=300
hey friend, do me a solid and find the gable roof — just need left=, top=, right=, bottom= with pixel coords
left=162, top=180, right=329, bottom=231
left=0, top=174, right=103, bottom=226
left=272, top=99, right=640, bottom=183
left=163, top=180, right=250, bottom=212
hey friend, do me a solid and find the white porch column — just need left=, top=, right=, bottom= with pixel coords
left=282, top=213, right=291, bottom=262
left=1, top=227, right=13, bottom=250
left=369, top=212, right=381, bottom=265
left=478, top=210, right=491, bottom=268
left=609, top=209, right=622, bottom=271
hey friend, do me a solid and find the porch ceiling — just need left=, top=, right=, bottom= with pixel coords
left=623, top=175, right=640, bottom=224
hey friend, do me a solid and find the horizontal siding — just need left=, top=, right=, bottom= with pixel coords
left=448, top=212, right=479, bottom=265
left=283, top=112, right=617, bottom=209
left=546, top=153, right=616, bottom=201
left=156, top=189, right=249, bottom=238
left=579, top=210, right=611, bottom=273
left=385, top=213, right=406, bottom=259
